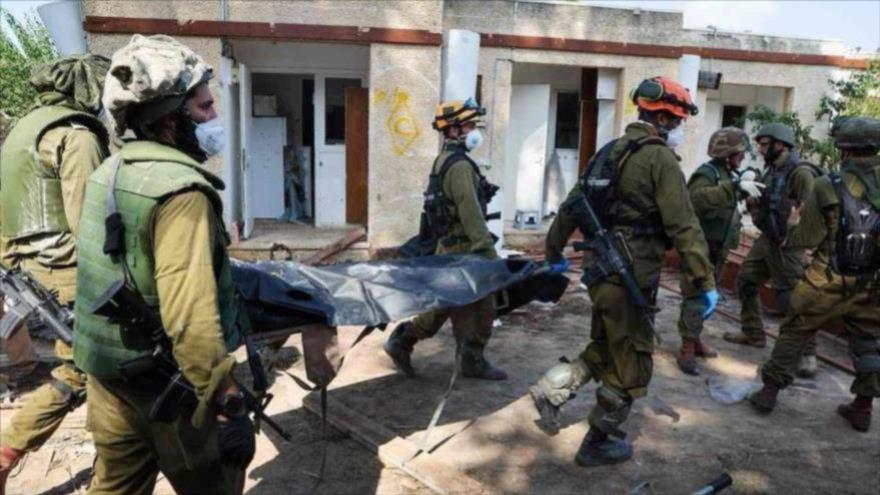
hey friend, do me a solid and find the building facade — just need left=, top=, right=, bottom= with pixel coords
left=82, top=0, right=872, bottom=256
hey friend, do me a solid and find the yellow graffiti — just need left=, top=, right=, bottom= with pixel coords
left=382, top=88, right=421, bottom=156
left=373, top=89, right=388, bottom=105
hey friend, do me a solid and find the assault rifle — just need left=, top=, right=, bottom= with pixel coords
left=92, top=279, right=291, bottom=441
left=0, top=263, right=74, bottom=344
left=566, top=194, right=661, bottom=343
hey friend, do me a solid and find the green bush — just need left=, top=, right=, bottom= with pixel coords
left=0, top=7, right=57, bottom=121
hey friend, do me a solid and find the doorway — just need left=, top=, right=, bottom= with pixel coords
left=223, top=41, right=370, bottom=239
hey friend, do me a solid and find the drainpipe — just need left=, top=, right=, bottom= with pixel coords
left=37, top=0, right=88, bottom=55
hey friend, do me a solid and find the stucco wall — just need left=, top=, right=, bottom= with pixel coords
left=83, top=1, right=220, bottom=20
left=367, top=44, right=441, bottom=249
left=84, top=0, right=443, bottom=29
left=444, top=0, right=682, bottom=46
left=86, top=33, right=225, bottom=177
left=228, top=0, right=442, bottom=30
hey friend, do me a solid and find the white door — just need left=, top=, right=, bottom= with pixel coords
left=314, top=75, right=362, bottom=227
left=238, top=62, right=255, bottom=238
left=506, top=84, right=551, bottom=220
left=251, top=117, right=287, bottom=219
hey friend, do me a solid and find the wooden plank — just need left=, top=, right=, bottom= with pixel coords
left=303, top=392, right=498, bottom=495
left=302, top=227, right=366, bottom=266
left=345, top=87, right=369, bottom=225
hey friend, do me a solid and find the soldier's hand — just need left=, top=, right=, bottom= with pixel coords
left=787, top=204, right=803, bottom=228
left=217, top=413, right=256, bottom=469
left=737, top=179, right=765, bottom=199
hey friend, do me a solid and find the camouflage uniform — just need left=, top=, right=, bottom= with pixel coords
left=534, top=121, right=714, bottom=462
left=750, top=117, right=880, bottom=431
left=0, top=55, right=110, bottom=489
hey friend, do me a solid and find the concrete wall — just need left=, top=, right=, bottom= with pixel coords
left=228, top=0, right=443, bottom=30
left=367, top=44, right=441, bottom=249
left=83, top=0, right=219, bottom=19
left=444, top=0, right=682, bottom=46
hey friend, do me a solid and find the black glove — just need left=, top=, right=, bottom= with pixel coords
left=217, top=414, right=256, bottom=469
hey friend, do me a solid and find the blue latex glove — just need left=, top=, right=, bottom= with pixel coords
left=701, top=289, right=719, bottom=319
left=545, top=258, right=570, bottom=275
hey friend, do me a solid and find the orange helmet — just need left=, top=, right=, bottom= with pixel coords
left=631, top=76, right=698, bottom=119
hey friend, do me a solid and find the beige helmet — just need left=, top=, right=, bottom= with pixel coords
left=102, top=34, right=213, bottom=135
left=707, top=126, right=751, bottom=159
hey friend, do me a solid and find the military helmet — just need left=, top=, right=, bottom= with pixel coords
left=831, top=116, right=880, bottom=150
left=102, top=34, right=213, bottom=135
left=432, top=97, right=485, bottom=131
left=30, top=54, right=111, bottom=114
left=631, top=76, right=699, bottom=119
left=755, top=122, right=796, bottom=148
left=708, top=126, right=751, bottom=159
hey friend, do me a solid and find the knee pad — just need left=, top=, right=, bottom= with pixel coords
left=534, top=357, right=592, bottom=407
left=50, top=380, right=86, bottom=411
left=849, top=336, right=880, bottom=374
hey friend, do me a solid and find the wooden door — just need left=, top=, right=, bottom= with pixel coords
left=345, top=86, right=369, bottom=225
left=578, top=68, right=599, bottom=174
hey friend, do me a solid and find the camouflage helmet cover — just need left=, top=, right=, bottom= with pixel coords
left=755, top=122, right=796, bottom=148
left=831, top=116, right=880, bottom=150
left=707, top=126, right=751, bottom=159
left=102, top=34, right=213, bottom=134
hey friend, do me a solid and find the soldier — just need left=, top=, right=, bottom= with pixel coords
left=0, top=54, right=111, bottom=492
left=749, top=116, right=880, bottom=432
left=384, top=98, right=507, bottom=380
left=73, top=35, right=254, bottom=493
left=676, top=127, right=765, bottom=375
left=723, top=123, right=821, bottom=378
left=529, top=77, right=717, bottom=466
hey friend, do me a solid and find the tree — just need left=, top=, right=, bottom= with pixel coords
left=743, top=61, right=880, bottom=170
left=0, top=7, right=57, bottom=122
left=741, top=105, right=833, bottom=167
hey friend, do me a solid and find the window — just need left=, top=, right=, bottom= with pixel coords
left=325, top=78, right=361, bottom=145
left=555, top=92, right=581, bottom=149
left=722, top=105, right=746, bottom=129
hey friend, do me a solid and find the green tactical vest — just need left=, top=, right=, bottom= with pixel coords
left=688, top=160, right=740, bottom=248
left=0, top=105, right=108, bottom=240
left=73, top=141, right=250, bottom=378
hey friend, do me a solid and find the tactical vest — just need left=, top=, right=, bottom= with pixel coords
left=422, top=146, right=498, bottom=241
left=73, top=141, right=249, bottom=378
left=0, top=105, right=108, bottom=240
left=579, top=135, right=668, bottom=239
left=830, top=166, right=880, bottom=276
left=759, top=156, right=822, bottom=244
left=688, top=160, right=738, bottom=247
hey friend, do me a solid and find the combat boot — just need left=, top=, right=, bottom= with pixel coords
left=723, top=331, right=767, bottom=348
left=749, top=375, right=781, bottom=414
left=837, top=396, right=873, bottom=432
left=796, top=355, right=818, bottom=378
left=0, top=445, right=24, bottom=495
left=695, top=339, right=718, bottom=358
left=677, top=339, right=699, bottom=376
left=384, top=322, right=418, bottom=377
left=574, top=428, right=632, bottom=467
left=460, top=343, right=507, bottom=380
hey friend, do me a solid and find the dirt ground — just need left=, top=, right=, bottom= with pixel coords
left=2, top=275, right=879, bottom=494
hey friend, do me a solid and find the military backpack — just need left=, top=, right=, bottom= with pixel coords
left=579, top=135, right=667, bottom=238
left=830, top=169, right=880, bottom=276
